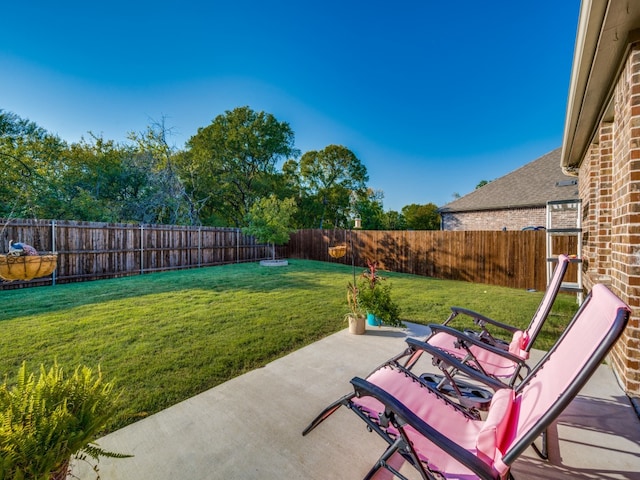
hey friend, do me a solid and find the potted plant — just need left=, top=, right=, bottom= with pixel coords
left=0, top=361, right=129, bottom=479
left=345, top=281, right=366, bottom=334
left=357, top=261, right=403, bottom=327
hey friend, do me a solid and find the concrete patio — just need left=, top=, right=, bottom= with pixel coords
left=72, top=322, right=640, bottom=479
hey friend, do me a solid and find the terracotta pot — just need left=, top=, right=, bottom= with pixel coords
left=347, top=314, right=366, bottom=335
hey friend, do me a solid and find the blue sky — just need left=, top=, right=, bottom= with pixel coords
left=1, top=1, right=580, bottom=211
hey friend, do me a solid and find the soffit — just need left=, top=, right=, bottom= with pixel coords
left=562, top=0, right=640, bottom=171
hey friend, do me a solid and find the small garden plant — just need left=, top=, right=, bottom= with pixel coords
left=0, top=361, right=128, bottom=479
left=357, top=261, right=403, bottom=327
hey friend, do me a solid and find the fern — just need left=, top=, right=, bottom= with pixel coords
left=0, top=361, right=129, bottom=479
left=80, top=443, right=132, bottom=461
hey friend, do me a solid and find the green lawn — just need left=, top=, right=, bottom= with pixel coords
left=0, top=259, right=578, bottom=431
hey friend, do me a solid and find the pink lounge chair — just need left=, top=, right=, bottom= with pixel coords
left=303, top=284, right=630, bottom=480
left=406, top=254, right=573, bottom=390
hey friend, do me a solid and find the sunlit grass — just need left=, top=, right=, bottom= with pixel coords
left=0, top=259, right=578, bottom=431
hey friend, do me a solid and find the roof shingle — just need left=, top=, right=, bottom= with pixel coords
left=438, top=148, right=578, bottom=213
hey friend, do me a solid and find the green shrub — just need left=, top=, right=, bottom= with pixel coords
left=0, top=361, right=128, bottom=480
left=357, top=280, right=403, bottom=327
left=356, top=261, right=403, bottom=327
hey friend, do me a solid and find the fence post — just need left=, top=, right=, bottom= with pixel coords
left=51, top=220, right=56, bottom=286
left=198, top=227, right=202, bottom=268
left=140, top=224, right=144, bottom=274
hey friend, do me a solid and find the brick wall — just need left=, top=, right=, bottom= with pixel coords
left=579, top=143, right=599, bottom=291
left=579, top=43, right=640, bottom=395
left=441, top=207, right=546, bottom=231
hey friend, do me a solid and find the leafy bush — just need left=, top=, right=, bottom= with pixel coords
left=0, top=361, right=128, bottom=479
left=357, top=280, right=402, bottom=326
left=357, top=261, right=402, bottom=327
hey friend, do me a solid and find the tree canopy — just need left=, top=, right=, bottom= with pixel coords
left=0, top=107, right=446, bottom=232
left=401, top=203, right=441, bottom=230
left=180, top=106, right=297, bottom=227
left=0, top=110, right=67, bottom=219
left=285, top=144, right=368, bottom=228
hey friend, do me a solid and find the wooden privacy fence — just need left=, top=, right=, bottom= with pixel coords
left=0, top=218, right=281, bottom=289
left=0, top=219, right=577, bottom=292
left=288, top=229, right=578, bottom=292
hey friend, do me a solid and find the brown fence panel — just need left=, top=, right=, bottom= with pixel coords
left=0, top=219, right=276, bottom=290
left=1, top=220, right=578, bottom=291
left=287, top=229, right=576, bottom=292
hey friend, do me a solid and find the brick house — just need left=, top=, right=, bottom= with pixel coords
left=561, top=0, right=640, bottom=396
left=439, top=148, right=579, bottom=231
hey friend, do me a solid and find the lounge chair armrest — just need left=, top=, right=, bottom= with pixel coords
left=428, top=324, right=527, bottom=365
left=448, top=306, right=520, bottom=334
left=350, top=376, right=497, bottom=480
left=406, top=337, right=508, bottom=391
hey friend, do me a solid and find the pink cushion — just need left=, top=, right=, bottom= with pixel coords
left=508, top=330, right=530, bottom=360
left=476, top=388, right=516, bottom=465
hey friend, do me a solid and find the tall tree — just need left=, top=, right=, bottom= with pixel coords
left=49, top=135, right=143, bottom=222
left=290, top=145, right=368, bottom=228
left=127, top=118, right=197, bottom=225
left=382, top=210, right=407, bottom=230
left=401, top=203, right=441, bottom=230
left=180, top=106, right=297, bottom=227
left=0, top=110, right=67, bottom=219
left=353, top=188, right=385, bottom=230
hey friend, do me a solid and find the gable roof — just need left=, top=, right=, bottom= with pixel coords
left=439, top=148, right=579, bottom=213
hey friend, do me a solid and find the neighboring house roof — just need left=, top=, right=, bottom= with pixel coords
left=562, top=0, right=640, bottom=172
left=439, top=148, right=579, bottom=213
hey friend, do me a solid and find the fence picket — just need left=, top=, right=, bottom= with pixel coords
left=0, top=219, right=275, bottom=289
left=287, top=229, right=576, bottom=292
left=0, top=220, right=577, bottom=291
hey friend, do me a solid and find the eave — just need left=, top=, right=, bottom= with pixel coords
left=561, top=0, right=640, bottom=173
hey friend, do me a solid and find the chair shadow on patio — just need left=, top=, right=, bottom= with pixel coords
left=518, top=393, right=640, bottom=480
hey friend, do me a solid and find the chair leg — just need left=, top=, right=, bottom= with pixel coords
left=363, top=441, right=415, bottom=480
left=301, top=392, right=354, bottom=436
left=530, top=428, right=549, bottom=460
left=362, top=428, right=446, bottom=480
